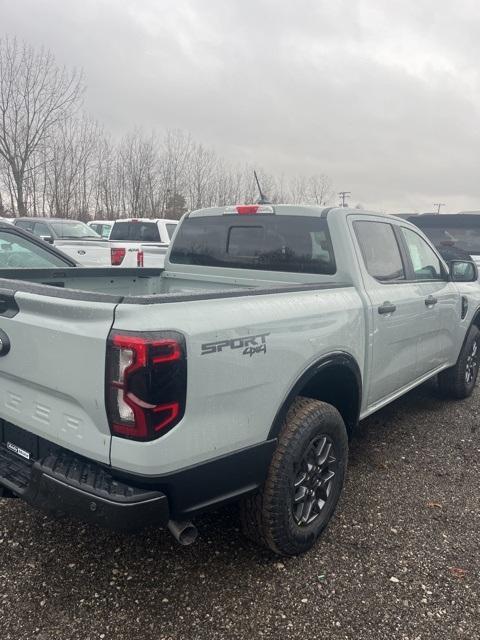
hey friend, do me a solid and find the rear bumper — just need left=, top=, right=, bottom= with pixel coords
left=0, top=421, right=276, bottom=531
left=0, top=442, right=169, bottom=531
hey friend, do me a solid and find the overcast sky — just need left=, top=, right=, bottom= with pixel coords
left=2, top=0, right=480, bottom=212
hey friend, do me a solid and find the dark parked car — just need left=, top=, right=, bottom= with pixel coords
left=407, top=214, right=478, bottom=264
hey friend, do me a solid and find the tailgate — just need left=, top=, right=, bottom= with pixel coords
left=109, top=242, right=142, bottom=268
left=0, top=289, right=117, bottom=463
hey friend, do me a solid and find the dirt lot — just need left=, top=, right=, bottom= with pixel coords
left=0, top=380, right=479, bottom=640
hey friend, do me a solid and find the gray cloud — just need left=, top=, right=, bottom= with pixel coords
left=2, top=0, right=480, bottom=211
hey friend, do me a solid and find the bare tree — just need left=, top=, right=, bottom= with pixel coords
left=0, top=37, right=83, bottom=215
left=0, top=51, right=335, bottom=222
left=117, top=130, right=159, bottom=217
left=307, top=174, right=333, bottom=205
left=186, top=143, right=217, bottom=210
left=288, top=175, right=309, bottom=204
left=161, top=129, right=191, bottom=217
left=93, top=134, right=125, bottom=218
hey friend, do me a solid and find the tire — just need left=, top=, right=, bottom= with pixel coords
left=438, top=325, right=480, bottom=399
left=240, top=397, right=348, bottom=556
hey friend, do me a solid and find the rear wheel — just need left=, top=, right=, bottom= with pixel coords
left=438, top=325, right=480, bottom=399
left=240, top=397, right=348, bottom=556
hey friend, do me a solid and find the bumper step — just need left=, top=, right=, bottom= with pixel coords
left=0, top=441, right=169, bottom=530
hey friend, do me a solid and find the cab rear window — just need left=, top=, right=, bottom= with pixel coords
left=110, top=221, right=160, bottom=242
left=169, top=214, right=336, bottom=274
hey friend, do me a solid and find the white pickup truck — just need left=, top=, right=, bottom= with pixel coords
left=107, top=218, right=178, bottom=268
left=0, top=205, right=479, bottom=556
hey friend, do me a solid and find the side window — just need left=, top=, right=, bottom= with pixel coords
left=33, top=221, right=51, bottom=237
left=15, top=220, right=35, bottom=233
left=354, top=221, right=405, bottom=282
left=401, top=228, right=443, bottom=280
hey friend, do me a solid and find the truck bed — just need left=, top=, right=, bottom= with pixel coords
left=0, top=267, right=343, bottom=303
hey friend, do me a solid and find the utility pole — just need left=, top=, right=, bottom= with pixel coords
left=338, top=191, right=351, bottom=208
left=433, top=203, right=445, bottom=214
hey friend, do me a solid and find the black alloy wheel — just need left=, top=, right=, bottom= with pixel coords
left=292, top=435, right=338, bottom=526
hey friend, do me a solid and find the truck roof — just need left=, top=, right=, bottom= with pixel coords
left=188, top=204, right=400, bottom=221
left=15, top=217, right=81, bottom=222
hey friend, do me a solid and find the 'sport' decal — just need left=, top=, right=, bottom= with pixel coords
left=201, top=332, right=270, bottom=357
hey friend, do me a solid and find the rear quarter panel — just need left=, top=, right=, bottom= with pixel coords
left=110, top=287, right=365, bottom=475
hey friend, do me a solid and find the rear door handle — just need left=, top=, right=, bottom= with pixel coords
left=425, top=295, right=438, bottom=307
left=378, top=302, right=397, bottom=315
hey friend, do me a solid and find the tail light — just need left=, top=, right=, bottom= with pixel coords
left=137, top=250, right=144, bottom=267
left=106, top=331, right=187, bottom=441
left=111, top=247, right=126, bottom=266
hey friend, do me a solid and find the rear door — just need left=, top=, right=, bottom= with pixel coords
left=352, top=218, right=437, bottom=406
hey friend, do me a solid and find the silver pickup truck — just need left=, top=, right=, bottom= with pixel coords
left=0, top=205, right=479, bottom=556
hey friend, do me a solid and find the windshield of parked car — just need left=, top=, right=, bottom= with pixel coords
left=50, top=221, right=100, bottom=239
left=0, top=230, right=72, bottom=268
left=110, top=221, right=161, bottom=242
left=170, top=214, right=336, bottom=274
left=412, top=216, right=480, bottom=255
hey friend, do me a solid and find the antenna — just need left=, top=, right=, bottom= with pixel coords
left=254, top=171, right=270, bottom=204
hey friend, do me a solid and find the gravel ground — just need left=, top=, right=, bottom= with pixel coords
left=0, top=380, right=479, bottom=640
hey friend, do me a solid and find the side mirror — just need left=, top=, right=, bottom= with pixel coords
left=40, top=235, right=54, bottom=244
left=449, top=260, right=478, bottom=283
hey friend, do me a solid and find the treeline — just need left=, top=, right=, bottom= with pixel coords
left=0, top=37, right=333, bottom=220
